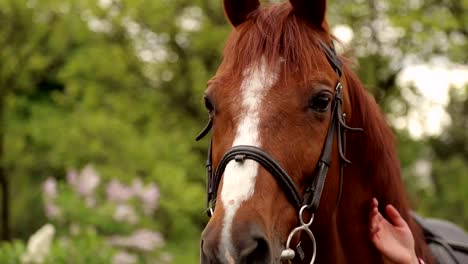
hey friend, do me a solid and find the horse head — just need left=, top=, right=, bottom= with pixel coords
left=199, top=1, right=432, bottom=263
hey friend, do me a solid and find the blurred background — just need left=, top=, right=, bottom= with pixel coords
left=0, top=0, right=466, bottom=263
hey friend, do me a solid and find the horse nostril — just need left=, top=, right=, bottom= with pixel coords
left=239, top=237, right=271, bottom=264
left=200, top=240, right=209, bottom=264
left=201, top=236, right=221, bottom=263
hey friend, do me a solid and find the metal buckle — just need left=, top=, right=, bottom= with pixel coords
left=280, top=206, right=317, bottom=263
left=208, top=207, right=214, bottom=217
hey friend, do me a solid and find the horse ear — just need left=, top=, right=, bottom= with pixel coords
left=289, top=0, right=327, bottom=28
left=223, top=0, right=260, bottom=27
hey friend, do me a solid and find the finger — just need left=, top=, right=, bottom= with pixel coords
left=370, top=199, right=378, bottom=220
left=370, top=225, right=381, bottom=237
left=370, top=217, right=379, bottom=234
left=370, top=198, right=379, bottom=217
left=370, top=220, right=381, bottom=234
left=370, top=209, right=383, bottom=233
left=385, top=204, right=407, bottom=227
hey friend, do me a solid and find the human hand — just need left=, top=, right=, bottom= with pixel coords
left=369, top=198, right=419, bottom=264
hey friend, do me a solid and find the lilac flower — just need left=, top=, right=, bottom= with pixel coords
left=139, top=183, right=160, bottom=215
left=106, top=179, right=134, bottom=202
left=108, top=229, right=164, bottom=252
left=42, top=178, right=61, bottom=219
left=42, top=177, right=57, bottom=199
left=113, top=204, right=139, bottom=224
left=75, top=165, right=100, bottom=197
left=132, top=179, right=160, bottom=215
left=66, top=169, right=78, bottom=187
left=112, top=251, right=137, bottom=264
left=21, top=224, right=55, bottom=264
left=44, top=202, right=61, bottom=219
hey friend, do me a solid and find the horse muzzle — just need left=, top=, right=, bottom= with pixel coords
left=201, top=222, right=272, bottom=264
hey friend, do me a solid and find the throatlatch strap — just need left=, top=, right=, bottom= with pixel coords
left=196, top=119, right=212, bottom=141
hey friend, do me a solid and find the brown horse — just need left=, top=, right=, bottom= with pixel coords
left=198, top=0, right=433, bottom=263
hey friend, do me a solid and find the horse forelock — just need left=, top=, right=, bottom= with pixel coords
left=221, top=2, right=333, bottom=84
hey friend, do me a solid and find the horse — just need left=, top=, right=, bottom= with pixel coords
left=197, top=0, right=434, bottom=263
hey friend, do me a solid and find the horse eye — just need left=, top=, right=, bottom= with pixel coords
left=204, top=97, right=214, bottom=113
left=310, top=93, right=332, bottom=112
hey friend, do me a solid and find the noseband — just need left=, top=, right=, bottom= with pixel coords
left=197, top=41, right=363, bottom=263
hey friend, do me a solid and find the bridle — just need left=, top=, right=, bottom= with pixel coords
left=196, top=41, right=363, bottom=263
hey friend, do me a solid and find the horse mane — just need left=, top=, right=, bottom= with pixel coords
left=343, top=65, right=407, bottom=209
left=342, top=65, right=433, bottom=262
left=222, top=2, right=332, bottom=82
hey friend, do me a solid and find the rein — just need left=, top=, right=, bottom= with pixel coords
left=197, top=41, right=363, bottom=263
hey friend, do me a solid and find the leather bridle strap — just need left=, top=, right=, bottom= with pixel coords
left=302, top=83, right=340, bottom=212
left=320, top=41, right=342, bottom=77
left=200, top=82, right=352, bottom=217
left=196, top=120, right=214, bottom=211
left=211, top=145, right=303, bottom=211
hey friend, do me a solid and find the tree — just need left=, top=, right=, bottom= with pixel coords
left=422, top=86, right=468, bottom=228
left=1, top=1, right=229, bottom=261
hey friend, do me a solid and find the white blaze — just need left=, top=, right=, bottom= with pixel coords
left=219, top=59, right=278, bottom=259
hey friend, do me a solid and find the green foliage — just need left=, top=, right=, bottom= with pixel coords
left=48, top=231, right=116, bottom=264
left=0, top=240, right=25, bottom=264
left=1, top=0, right=215, bottom=262
left=329, top=0, right=468, bottom=229
left=421, top=156, right=468, bottom=227
left=0, top=229, right=117, bottom=264
left=421, top=86, right=468, bottom=228
left=0, top=166, right=169, bottom=263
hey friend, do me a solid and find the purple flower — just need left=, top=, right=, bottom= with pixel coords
left=44, top=202, right=61, bottom=219
left=42, top=178, right=61, bottom=219
left=66, top=169, right=78, bottom=187
left=112, top=251, right=137, bottom=264
left=132, top=179, right=160, bottom=215
left=139, top=183, right=160, bottom=215
left=106, top=180, right=134, bottom=202
left=75, top=165, right=100, bottom=197
left=113, top=204, right=138, bottom=224
left=108, top=229, right=164, bottom=252
left=42, top=177, right=57, bottom=199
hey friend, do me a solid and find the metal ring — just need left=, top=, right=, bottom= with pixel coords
left=299, top=205, right=314, bottom=226
left=281, top=206, right=317, bottom=263
left=304, top=227, right=317, bottom=264
left=282, top=225, right=317, bottom=264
